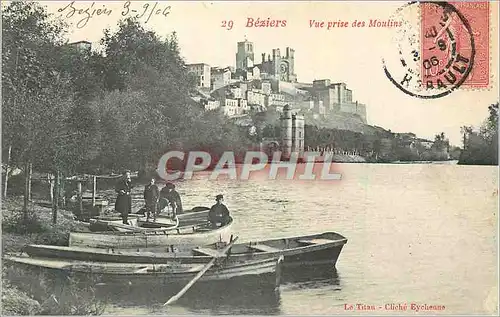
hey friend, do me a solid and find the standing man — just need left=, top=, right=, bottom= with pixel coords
left=208, top=194, right=230, bottom=227
left=115, top=170, right=133, bottom=225
left=143, top=177, right=159, bottom=221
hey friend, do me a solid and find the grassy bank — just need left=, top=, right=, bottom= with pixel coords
left=2, top=197, right=88, bottom=252
left=2, top=196, right=105, bottom=315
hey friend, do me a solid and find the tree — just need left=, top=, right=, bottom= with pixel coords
left=432, top=132, right=449, bottom=152
left=460, top=125, right=474, bottom=150
left=2, top=1, right=74, bottom=217
left=93, top=18, right=253, bottom=175
left=459, top=103, right=499, bottom=165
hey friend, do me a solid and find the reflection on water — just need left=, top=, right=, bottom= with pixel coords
left=282, top=265, right=341, bottom=289
left=97, top=265, right=342, bottom=315
left=98, top=275, right=282, bottom=315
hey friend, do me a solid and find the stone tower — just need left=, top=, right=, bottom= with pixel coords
left=285, top=47, right=295, bottom=78
left=272, top=48, right=281, bottom=77
left=280, top=105, right=305, bottom=160
left=280, top=105, right=293, bottom=160
left=292, top=112, right=305, bottom=154
left=236, top=39, right=254, bottom=70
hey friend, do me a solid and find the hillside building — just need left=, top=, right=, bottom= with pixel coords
left=187, top=63, right=211, bottom=89
left=68, top=40, right=92, bottom=53
left=211, top=67, right=232, bottom=90
left=311, top=79, right=367, bottom=123
left=236, top=39, right=255, bottom=70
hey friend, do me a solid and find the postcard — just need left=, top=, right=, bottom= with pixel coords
left=1, top=1, right=498, bottom=316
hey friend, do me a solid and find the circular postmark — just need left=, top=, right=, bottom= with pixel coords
left=382, top=1, right=476, bottom=99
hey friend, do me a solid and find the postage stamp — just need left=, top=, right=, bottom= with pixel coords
left=421, top=1, right=490, bottom=90
left=1, top=1, right=498, bottom=316
left=383, top=1, right=491, bottom=99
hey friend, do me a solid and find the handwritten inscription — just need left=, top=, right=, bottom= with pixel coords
left=57, top=1, right=171, bottom=29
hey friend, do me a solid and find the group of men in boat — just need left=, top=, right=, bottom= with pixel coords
left=114, top=171, right=230, bottom=226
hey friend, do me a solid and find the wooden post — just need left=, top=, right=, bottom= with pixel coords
left=3, top=145, right=12, bottom=198
left=60, top=174, right=66, bottom=208
left=27, top=162, right=32, bottom=201
left=23, top=161, right=30, bottom=221
left=52, top=171, right=59, bottom=224
left=49, top=173, right=54, bottom=204
left=92, top=175, right=96, bottom=207
left=77, top=180, right=83, bottom=216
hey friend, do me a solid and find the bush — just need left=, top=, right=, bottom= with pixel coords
left=3, top=265, right=106, bottom=315
left=2, top=197, right=89, bottom=248
left=2, top=210, right=45, bottom=234
left=2, top=210, right=73, bottom=246
left=1, top=280, right=42, bottom=315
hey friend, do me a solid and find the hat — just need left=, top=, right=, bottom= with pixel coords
left=215, top=194, right=224, bottom=200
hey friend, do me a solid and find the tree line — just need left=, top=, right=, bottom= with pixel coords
left=259, top=122, right=456, bottom=162
left=459, top=103, right=499, bottom=165
left=1, top=1, right=251, bottom=217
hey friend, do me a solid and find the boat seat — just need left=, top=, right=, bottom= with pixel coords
left=248, top=244, right=281, bottom=252
left=193, top=248, right=225, bottom=257
left=297, top=238, right=334, bottom=245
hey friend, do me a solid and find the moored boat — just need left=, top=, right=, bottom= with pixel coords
left=137, top=206, right=211, bottom=228
left=88, top=216, right=179, bottom=233
left=25, top=232, right=347, bottom=268
left=90, top=206, right=210, bottom=231
left=68, top=217, right=234, bottom=248
left=3, top=253, right=282, bottom=286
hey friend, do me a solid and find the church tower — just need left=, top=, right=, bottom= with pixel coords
left=236, top=39, right=254, bottom=70
left=272, top=48, right=281, bottom=77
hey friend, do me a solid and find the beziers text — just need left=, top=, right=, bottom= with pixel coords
left=246, top=17, right=287, bottom=27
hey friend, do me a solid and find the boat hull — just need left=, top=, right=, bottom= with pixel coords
left=68, top=218, right=234, bottom=249
left=28, top=232, right=347, bottom=268
left=3, top=255, right=281, bottom=286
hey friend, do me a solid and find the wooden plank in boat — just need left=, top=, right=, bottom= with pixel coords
left=297, top=238, right=335, bottom=245
left=248, top=244, right=281, bottom=252
left=193, top=248, right=224, bottom=257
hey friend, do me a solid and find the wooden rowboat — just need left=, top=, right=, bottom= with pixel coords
left=88, top=216, right=179, bottom=233
left=136, top=207, right=210, bottom=228
left=25, top=232, right=347, bottom=268
left=91, top=206, right=210, bottom=231
left=3, top=253, right=283, bottom=286
left=68, top=217, right=234, bottom=249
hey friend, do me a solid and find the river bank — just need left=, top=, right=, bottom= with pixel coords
left=2, top=197, right=104, bottom=315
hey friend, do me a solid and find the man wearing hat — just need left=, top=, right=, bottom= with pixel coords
left=115, top=170, right=133, bottom=225
left=208, top=194, right=230, bottom=227
left=160, top=182, right=183, bottom=217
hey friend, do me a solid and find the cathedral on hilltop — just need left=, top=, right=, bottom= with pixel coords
left=187, top=38, right=368, bottom=127
left=235, top=38, right=297, bottom=83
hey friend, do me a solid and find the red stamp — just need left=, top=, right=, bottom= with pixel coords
left=421, top=2, right=489, bottom=91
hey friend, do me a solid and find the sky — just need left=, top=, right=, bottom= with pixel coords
left=33, top=1, right=500, bottom=145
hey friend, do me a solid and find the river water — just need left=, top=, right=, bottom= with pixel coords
left=102, top=163, right=498, bottom=315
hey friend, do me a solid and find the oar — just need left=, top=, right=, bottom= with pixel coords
left=163, top=236, right=239, bottom=306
